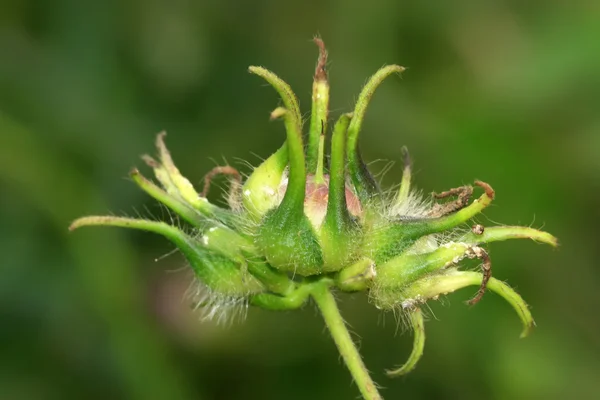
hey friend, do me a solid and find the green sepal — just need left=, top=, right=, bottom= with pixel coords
left=69, top=216, right=264, bottom=295
left=256, top=206, right=323, bottom=276
left=347, top=65, right=405, bottom=203
left=319, top=113, right=360, bottom=271
left=460, top=226, right=558, bottom=247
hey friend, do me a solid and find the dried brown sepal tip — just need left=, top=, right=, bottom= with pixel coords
left=474, top=179, right=495, bottom=200
left=201, top=166, right=242, bottom=198
left=313, top=37, right=328, bottom=81
left=430, top=185, right=474, bottom=217
left=466, top=246, right=492, bottom=305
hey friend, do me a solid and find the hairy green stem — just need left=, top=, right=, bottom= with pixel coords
left=311, top=283, right=382, bottom=400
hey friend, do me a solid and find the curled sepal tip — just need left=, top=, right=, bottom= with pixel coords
left=386, top=307, right=425, bottom=377
left=347, top=65, right=405, bottom=201
left=248, top=66, right=302, bottom=127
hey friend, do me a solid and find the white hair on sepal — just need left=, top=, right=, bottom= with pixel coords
left=185, top=279, right=250, bottom=326
left=387, top=190, right=432, bottom=219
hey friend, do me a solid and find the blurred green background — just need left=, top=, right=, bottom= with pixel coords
left=1, top=0, right=599, bottom=399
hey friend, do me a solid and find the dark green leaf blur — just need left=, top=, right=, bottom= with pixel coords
left=1, top=1, right=598, bottom=399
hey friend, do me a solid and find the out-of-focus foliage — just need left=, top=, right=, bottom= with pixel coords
left=1, top=1, right=599, bottom=399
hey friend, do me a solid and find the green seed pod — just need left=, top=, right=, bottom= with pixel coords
left=70, top=39, right=558, bottom=395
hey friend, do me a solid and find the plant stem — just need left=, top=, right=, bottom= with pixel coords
left=311, top=283, right=382, bottom=400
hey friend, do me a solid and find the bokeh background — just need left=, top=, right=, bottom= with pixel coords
left=1, top=1, right=599, bottom=399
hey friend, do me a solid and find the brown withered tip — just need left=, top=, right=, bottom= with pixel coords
left=313, top=37, right=328, bottom=81
left=474, top=180, right=495, bottom=200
